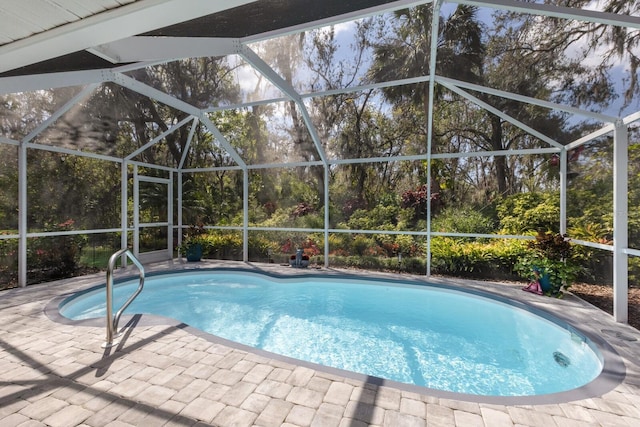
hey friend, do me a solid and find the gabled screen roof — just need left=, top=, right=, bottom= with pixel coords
left=0, top=0, right=400, bottom=78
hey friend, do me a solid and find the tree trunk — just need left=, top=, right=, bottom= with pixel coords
left=490, top=116, right=508, bottom=196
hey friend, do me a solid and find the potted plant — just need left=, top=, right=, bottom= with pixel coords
left=515, top=231, right=581, bottom=297
left=178, top=223, right=207, bottom=262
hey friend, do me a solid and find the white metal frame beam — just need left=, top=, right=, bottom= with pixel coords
left=23, top=84, right=100, bottom=143
left=91, top=37, right=239, bottom=64
left=0, top=70, right=106, bottom=96
left=239, top=45, right=328, bottom=164
left=0, top=0, right=258, bottom=74
left=613, top=121, right=629, bottom=323
left=198, top=114, right=247, bottom=169
left=126, top=115, right=195, bottom=160
left=458, top=0, right=640, bottom=29
left=0, top=137, right=19, bottom=146
left=178, top=118, right=200, bottom=169
left=436, top=76, right=618, bottom=123
left=425, top=0, right=443, bottom=276
left=109, top=71, right=247, bottom=169
left=440, top=80, right=564, bottom=149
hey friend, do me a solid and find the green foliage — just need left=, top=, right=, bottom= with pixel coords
left=0, top=235, right=18, bottom=289
left=200, top=231, right=243, bottom=260
left=257, top=208, right=291, bottom=228
left=352, top=235, right=376, bottom=256
left=176, top=223, right=208, bottom=260
left=27, top=219, right=86, bottom=283
left=514, top=231, right=581, bottom=296
left=395, top=234, right=417, bottom=256
left=496, top=192, right=560, bottom=234
left=328, top=233, right=351, bottom=252
left=430, top=237, right=527, bottom=279
left=317, top=255, right=426, bottom=274
left=431, top=207, right=495, bottom=237
left=79, top=246, right=114, bottom=270
left=179, top=230, right=277, bottom=262
left=346, top=205, right=399, bottom=230
left=248, top=234, right=274, bottom=261
left=568, top=222, right=613, bottom=283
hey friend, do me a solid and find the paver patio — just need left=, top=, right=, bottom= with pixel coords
left=1, top=260, right=639, bottom=426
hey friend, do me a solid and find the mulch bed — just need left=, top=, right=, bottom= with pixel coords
left=570, top=283, right=640, bottom=331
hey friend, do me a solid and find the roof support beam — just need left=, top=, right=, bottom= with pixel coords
left=90, top=37, right=239, bottom=64
left=566, top=125, right=614, bottom=150
left=24, top=141, right=124, bottom=164
left=198, top=114, right=248, bottom=169
left=205, top=76, right=434, bottom=113
left=624, top=111, right=640, bottom=125
left=205, top=97, right=290, bottom=112
left=436, top=76, right=618, bottom=123
left=425, top=0, right=443, bottom=276
left=613, top=121, right=629, bottom=323
left=303, top=76, right=432, bottom=99
left=126, top=115, right=195, bottom=160
left=440, top=80, right=564, bottom=149
left=0, top=0, right=257, bottom=74
left=23, top=84, right=99, bottom=143
left=109, top=71, right=246, bottom=168
left=239, top=45, right=328, bottom=164
left=179, top=117, right=200, bottom=169
left=0, top=137, right=19, bottom=146
left=109, top=71, right=202, bottom=116
left=0, top=70, right=106, bottom=95
left=458, top=0, right=640, bottom=29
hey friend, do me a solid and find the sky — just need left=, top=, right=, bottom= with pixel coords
left=233, top=1, right=638, bottom=125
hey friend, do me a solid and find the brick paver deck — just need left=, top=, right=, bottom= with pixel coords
left=1, top=261, right=639, bottom=426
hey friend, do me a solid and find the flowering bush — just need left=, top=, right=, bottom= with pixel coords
left=401, top=184, right=441, bottom=220
left=280, top=236, right=320, bottom=257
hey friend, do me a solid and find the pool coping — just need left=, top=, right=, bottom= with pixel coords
left=44, top=263, right=627, bottom=406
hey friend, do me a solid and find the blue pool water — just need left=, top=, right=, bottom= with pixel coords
left=60, top=271, right=603, bottom=396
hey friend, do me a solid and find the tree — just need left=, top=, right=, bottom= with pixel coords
left=97, top=58, right=241, bottom=167
left=368, top=5, right=486, bottom=202
left=368, top=5, right=484, bottom=115
left=494, top=0, right=639, bottom=110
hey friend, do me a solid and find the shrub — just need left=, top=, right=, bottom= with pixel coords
left=514, top=231, right=581, bottom=296
left=291, top=202, right=315, bottom=218
left=316, top=254, right=426, bottom=274
left=248, top=234, right=274, bottom=261
left=496, top=192, right=559, bottom=234
left=0, top=235, right=18, bottom=289
left=27, top=219, right=86, bottom=283
left=346, top=205, right=399, bottom=230
left=431, top=207, right=495, bottom=238
left=430, top=237, right=527, bottom=280
left=352, top=235, right=376, bottom=256
left=200, top=231, right=243, bottom=260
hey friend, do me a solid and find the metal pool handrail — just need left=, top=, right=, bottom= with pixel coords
left=103, top=248, right=145, bottom=348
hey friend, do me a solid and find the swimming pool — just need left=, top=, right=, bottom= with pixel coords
left=60, top=270, right=605, bottom=398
